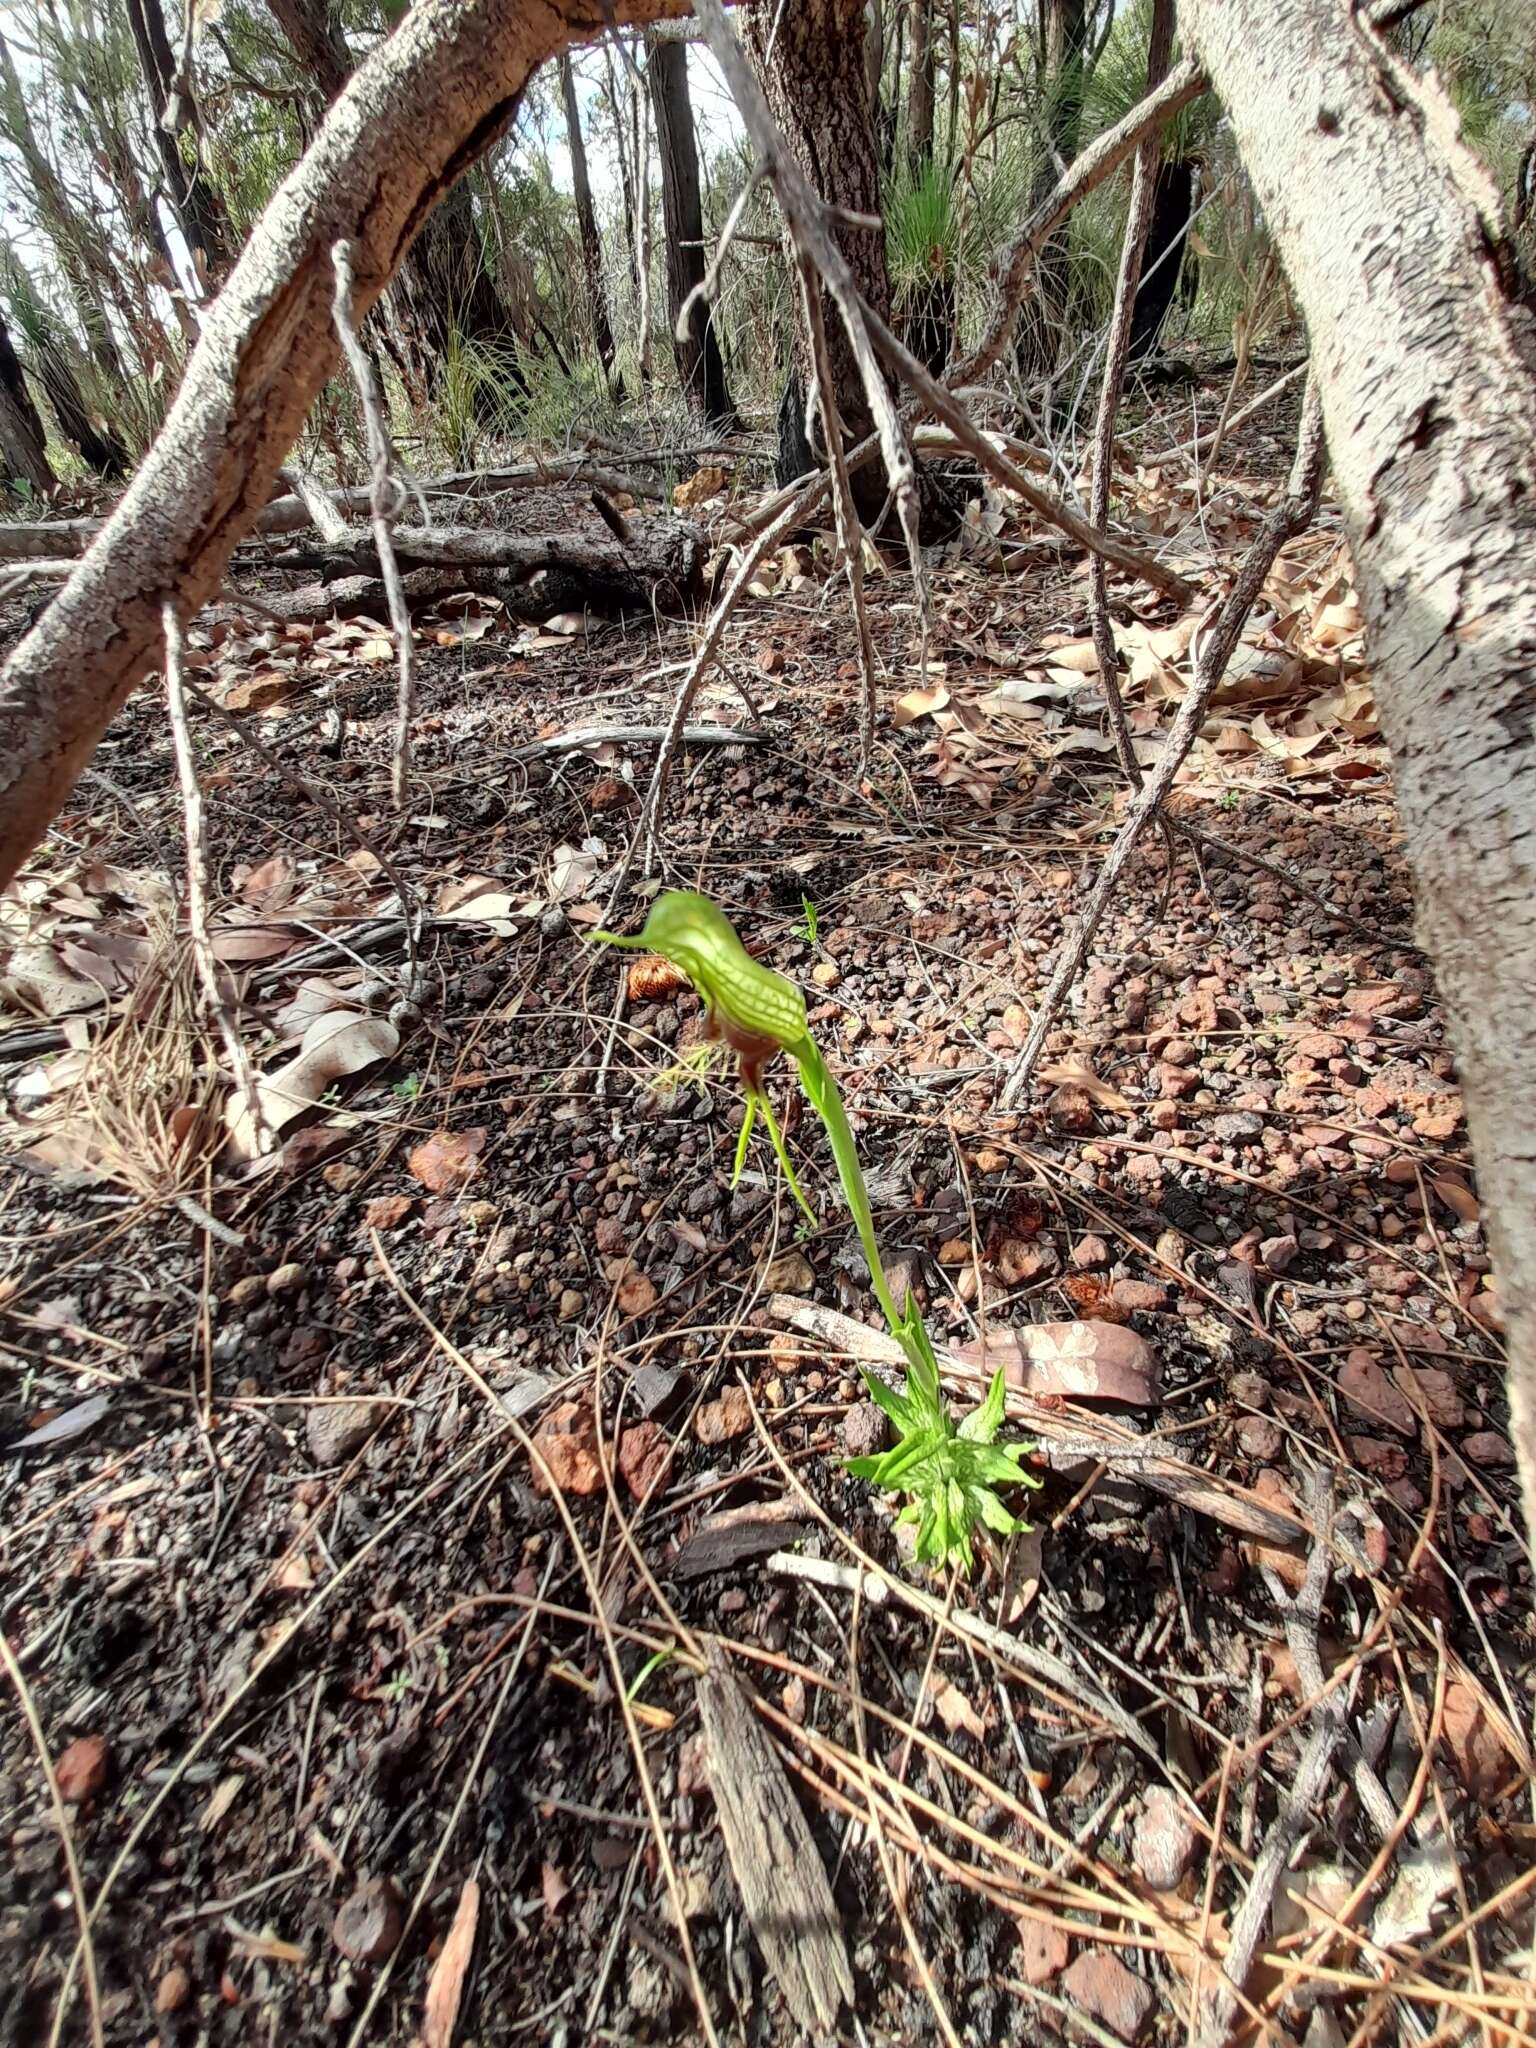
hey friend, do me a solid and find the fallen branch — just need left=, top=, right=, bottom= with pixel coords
left=510, top=721, right=763, bottom=762
left=1000, top=378, right=1325, bottom=1107
left=269, top=513, right=704, bottom=605
left=0, top=457, right=682, bottom=564
left=275, top=465, right=350, bottom=543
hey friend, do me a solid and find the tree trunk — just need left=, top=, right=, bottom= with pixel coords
left=1016, top=0, right=1087, bottom=379
left=0, top=309, right=53, bottom=495
left=906, top=0, right=934, bottom=167
left=125, top=0, right=234, bottom=286
left=269, top=510, right=705, bottom=614
left=560, top=54, right=620, bottom=388
left=746, top=0, right=890, bottom=519
left=647, top=36, right=739, bottom=429
left=1129, top=157, right=1198, bottom=360
left=1181, top=0, right=1536, bottom=1529
left=267, top=0, right=350, bottom=97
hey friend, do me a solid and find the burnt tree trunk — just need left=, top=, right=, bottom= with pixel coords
left=1181, top=0, right=1536, bottom=1528
left=560, top=54, right=621, bottom=389
left=648, top=36, right=739, bottom=430
left=1129, top=156, right=1198, bottom=360
left=746, top=0, right=891, bottom=521
left=28, top=325, right=129, bottom=480
left=906, top=0, right=934, bottom=167
left=0, top=309, right=53, bottom=495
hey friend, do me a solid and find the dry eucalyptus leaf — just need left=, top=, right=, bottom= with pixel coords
left=928, top=1675, right=987, bottom=1742
left=1039, top=637, right=1099, bottom=674
left=1037, top=1057, right=1133, bottom=1113
left=438, top=888, right=520, bottom=937
left=211, top=924, right=294, bottom=965
left=408, top=1127, right=487, bottom=1194
left=227, top=1010, right=398, bottom=1158
left=546, top=841, right=604, bottom=903
left=0, top=943, right=103, bottom=1019
left=893, top=683, right=949, bottom=726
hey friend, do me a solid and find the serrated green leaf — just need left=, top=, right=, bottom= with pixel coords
left=957, top=1366, right=1007, bottom=1444
left=862, top=1369, right=915, bottom=1429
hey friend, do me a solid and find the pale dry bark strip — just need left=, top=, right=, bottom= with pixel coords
left=1201, top=1482, right=1342, bottom=2048
left=697, top=1640, right=855, bottom=2035
left=0, top=0, right=692, bottom=889
left=1178, top=0, right=1536, bottom=1533
left=161, top=605, right=268, bottom=1155
left=332, top=238, right=416, bottom=806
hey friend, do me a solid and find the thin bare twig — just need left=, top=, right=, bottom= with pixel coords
left=1143, top=361, right=1310, bottom=466
left=162, top=603, right=268, bottom=1155
left=331, top=238, right=416, bottom=807
left=626, top=464, right=835, bottom=883
left=1201, top=1475, right=1342, bottom=2046
left=1000, top=377, right=1327, bottom=1107
left=794, top=248, right=882, bottom=768
left=184, top=676, right=422, bottom=990
left=1087, top=0, right=1175, bottom=788
left=677, top=164, right=765, bottom=339
left=0, top=1626, right=105, bottom=2048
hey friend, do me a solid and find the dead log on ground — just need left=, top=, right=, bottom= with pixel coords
left=268, top=513, right=704, bottom=613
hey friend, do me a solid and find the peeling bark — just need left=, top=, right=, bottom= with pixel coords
left=0, top=0, right=690, bottom=889
left=1181, top=0, right=1536, bottom=1529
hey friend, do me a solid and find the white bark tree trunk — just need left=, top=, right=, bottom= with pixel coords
left=1180, top=0, right=1536, bottom=1530
left=0, top=0, right=687, bottom=888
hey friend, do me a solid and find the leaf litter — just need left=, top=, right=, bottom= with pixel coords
left=0, top=393, right=1529, bottom=2046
